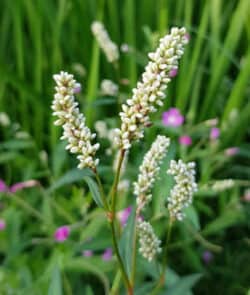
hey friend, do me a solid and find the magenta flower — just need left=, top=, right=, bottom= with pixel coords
left=225, top=147, right=239, bottom=156
left=169, top=68, right=178, bottom=78
left=162, top=108, right=184, bottom=127
left=179, top=135, right=192, bottom=146
left=202, top=250, right=214, bottom=264
left=0, top=219, right=6, bottom=231
left=210, top=127, right=220, bottom=140
left=102, top=248, right=113, bottom=261
left=54, top=225, right=70, bottom=242
left=0, top=180, right=8, bottom=192
left=117, top=206, right=132, bottom=227
left=82, top=250, right=93, bottom=257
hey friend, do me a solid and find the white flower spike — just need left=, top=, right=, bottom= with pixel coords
left=167, top=160, right=197, bottom=221
left=134, top=135, right=170, bottom=211
left=52, top=71, right=100, bottom=170
left=115, top=27, right=188, bottom=150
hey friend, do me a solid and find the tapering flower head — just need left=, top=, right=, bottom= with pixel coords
left=134, top=135, right=170, bottom=211
left=101, top=79, right=118, bottom=96
left=137, top=221, right=161, bottom=262
left=167, top=160, right=197, bottom=221
left=52, top=71, right=100, bottom=170
left=54, top=225, right=70, bottom=242
left=115, top=27, right=188, bottom=150
left=91, top=21, right=119, bottom=63
left=162, top=108, right=184, bottom=127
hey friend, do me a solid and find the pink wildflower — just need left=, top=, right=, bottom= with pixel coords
left=210, top=127, right=220, bottom=140
left=169, top=68, right=178, bottom=78
left=102, top=248, right=112, bottom=261
left=162, top=108, right=184, bottom=127
left=117, top=206, right=132, bottom=227
left=0, top=219, right=6, bottom=231
left=225, top=147, right=239, bottom=156
left=0, top=180, right=8, bottom=192
left=82, top=250, right=93, bottom=257
left=179, top=135, right=192, bottom=146
left=54, top=225, right=70, bottom=242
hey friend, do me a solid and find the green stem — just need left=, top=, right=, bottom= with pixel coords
left=94, top=169, right=109, bottom=210
left=150, top=220, right=173, bottom=295
left=131, top=204, right=143, bottom=287
left=130, top=220, right=137, bottom=286
left=110, top=149, right=125, bottom=212
left=110, top=270, right=122, bottom=295
left=10, top=193, right=44, bottom=221
left=109, top=149, right=133, bottom=294
left=110, top=222, right=133, bottom=294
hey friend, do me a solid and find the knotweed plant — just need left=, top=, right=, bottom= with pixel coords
left=51, top=27, right=198, bottom=295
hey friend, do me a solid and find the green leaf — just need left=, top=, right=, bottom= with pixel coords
left=48, top=168, right=92, bottom=193
left=135, top=282, right=155, bottom=295
left=83, top=176, right=104, bottom=208
left=166, top=273, right=202, bottom=295
left=0, top=151, right=19, bottom=163
left=0, top=139, right=34, bottom=150
left=119, top=205, right=136, bottom=277
left=202, top=206, right=244, bottom=235
left=48, top=264, right=62, bottom=295
left=65, top=258, right=109, bottom=294
left=184, top=206, right=200, bottom=230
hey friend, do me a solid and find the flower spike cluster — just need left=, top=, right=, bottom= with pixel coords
left=52, top=71, right=100, bottom=170
left=137, top=221, right=162, bottom=262
left=115, top=27, right=188, bottom=150
left=91, top=21, right=119, bottom=63
left=167, top=160, right=197, bottom=221
left=134, top=135, right=170, bottom=211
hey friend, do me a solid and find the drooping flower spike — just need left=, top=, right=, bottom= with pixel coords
left=115, top=27, right=188, bottom=150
